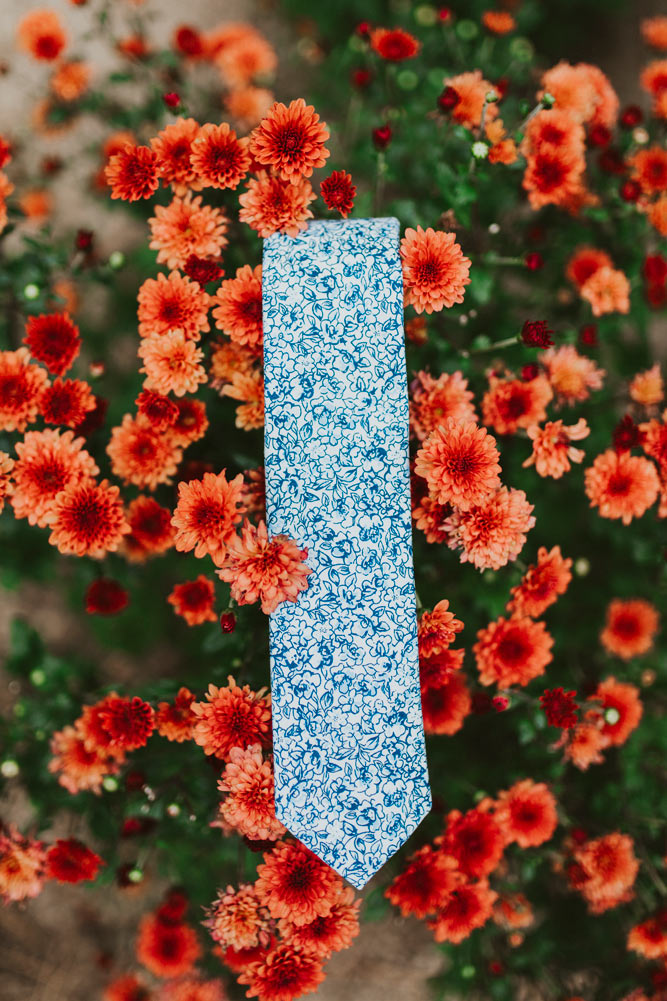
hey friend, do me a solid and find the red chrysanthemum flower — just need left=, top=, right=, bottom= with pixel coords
left=415, top=419, right=501, bottom=511
left=156, top=686, right=196, bottom=743
left=136, top=913, right=201, bottom=978
left=370, top=27, right=421, bottom=61
left=600, top=598, right=660, bottom=659
left=191, top=678, right=271, bottom=760
left=24, top=312, right=81, bottom=375
left=168, top=575, right=217, bottom=626
left=40, top=377, right=96, bottom=427
left=17, top=10, right=66, bottom=61
left=278, top=886, right=360, bottom=958
left=421, top=672, right=472, bottom=735
left=135, top=389, right=179, bottom=432
left=106, top=144, right=159, bottom=202
left=103, top=973, right=150, bottom=1001
left=595, top=677, right=643, bottom=746
left=45, top=838, right=103, bottom=883
left=418, top=599, right=464, bottom=658
left=0, top=348, right=50, bottom=431
left=386, top=845, right=460, bottom=918
left=239, top=171, right=316, bottom=238
left=442, top=806, right=506, bottom=879
left=508, top=545, right=573, bottom=616
left=428, top=880, right=498, bottom=944
left=444, top=487, right=535, bottom=571
left=255, top=840, right=343, bottom=927
left=170, top=397, right=209, bottom=447
left=85, top=578, right=129, bottom=615
left=627, top=911, right=667, bottom=960
left=48, top=478, right=130, bottom=557
left=190, top=122, right=250, bottom=190
left=217, top=519, right=312, bottom=614
left=572, top=832, right=639, bottom=914
left=124, top=495, right=175, bottom=562
left=522, top=146, right=586, bottom=210
left=171, top=470, right=245, bottom=563
left=585, top=449, right=660, bottom=524
left=540, top=688, right=579, bottom=729
left=401, top=227, right=471, bottom=313
left=419, top=648, right=465, bottom=688
left=249, top=99, right=329, bottom=183
left=107, top=414, right=182, bottom=491
left=218, top=744, right=285, bottom=842
left=566, top=246, right=613, bottom=288
left=138, top=271, right=211, bottom=341
left=482, top=375, right=553, bottom=435
left=11, top=428, right=98, bottom=527
left=320, top=170, right=356, bottom=217
left=237, top=940, right=325, bottom=1001
left=97, top=696, right=155, bottom=751
left=496, top=779, right=558, bottom=848
left=409, top=370, right=476, bottom=442
left=630, top=145, right=667, bottom=194
left=151, top=118, right=201, bottom=192
left=183, top=255, right=224, bottom=285
left=213, top=265, right=263, bottom=349
left=474, top=615, right=554, bottom=688
left=521, top=320, right=554, bottom=349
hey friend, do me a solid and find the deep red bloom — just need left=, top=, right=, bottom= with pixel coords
left=386, top=845, right=459, bottom=918
left=163, top=92, right=180, bottom=109
left=442, top=807, right=505, bottom=879
left=24, top=312, right=80, bottom=375
left=372, top=125, right=392, bottom=149
left=173, top=25, right=203, bottom=57
left=644, top=254, right=667, bottom=285
left=46, top=838, right=103, bottom=883
left=85, top=578, right=130, bottom=616
left=613, top=415, right=643, bottom=453
left=438, top=86, right=460, bottom=111
left=524, top=252, right=543, bottom=271
left=220, top=610, right=237, bottom=633
left=136, top=389, right=179, bottom=431
left=106, top=145, right=159, bottom=202
left=370, top=27, right=421, bottom=62
left=40, top=378, right=95, bottom=427
left=75, top=229, right=94, bottom=252
left=351, top=68, right=372, bottom=88
left=620, top=179, right=641, bottom=202
left=136, top=913, right=201, bottom=978
left=521, top=320, right=554, bottom=349
left=620, top=105, right=643, bottom=128
left=98, top=696, right=155, bottom=750
left=521, top=363, right=540, bottom=381
left=320, top=171, right=356, bottom=218
left=598, top=148, right=626, bottom=175
left=183, top=255, right=224, bottom=284
left=540, top=687, right=579, bottom=729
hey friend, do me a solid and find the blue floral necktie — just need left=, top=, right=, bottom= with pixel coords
left=262, top=217, right=431, bottom=889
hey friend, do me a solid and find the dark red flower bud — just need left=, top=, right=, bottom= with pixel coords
left=75, top=228, right=94, bottom=251
left=351, top=67, right=372, bottom=89
left=521, top=319, right=554, bottom=349
left=163, top=91, right=180, bottom=109
left=571, top=826, right=588, bottom=844
left=539, top=687, right=579, bottom=729
left=372, top=124, right=392, bottom=149
left=620, top=179, right=641, bottom=202
left=613, top=415, right=643, bottom=453
left=588, top=124, right=611, bottom=147
left=438, top=7, right=452, bottom=21
left=620, top=104, right=642, bottom=128
left=521, top=363, right=540, bottom=381
left=437, top=85, right=459, bottom=112
left=489, top=961, right=504, bottom=976
left=220, top=610, right=237, bottom=633
left=524, top=252, right=543, bottom=271
left=42, top=155, right=62, bottom=175
left=644, top=254, right=667, bottom=285
left=356, top=21, right=371, bottom=37
left=173, top=25, right=203, bottom=57
left=579, top=324, right=598, bottom=347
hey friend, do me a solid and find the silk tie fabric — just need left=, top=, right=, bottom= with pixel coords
left=262, top=217, right=431, bottom=889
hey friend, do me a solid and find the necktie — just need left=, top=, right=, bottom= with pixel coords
left=262, top=217, right=431, bottom=889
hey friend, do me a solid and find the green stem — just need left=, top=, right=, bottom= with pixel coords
left=460, top=334, right=520, bottom=358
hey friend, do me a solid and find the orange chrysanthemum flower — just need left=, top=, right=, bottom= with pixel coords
left=155, top=687, right=196, bottom=743
left=409, top=370, right=476, bottom=442
left=482, top=11, right=516, bottom=34
left=0, top=827, right=46, bottom=903
left=212, top=29, right=278, bottom=89
left=600, top=598, right=660, bottom=660
left=640, top=60, right=667, bottom=115
left=249, top=99, right=329, bottom=183
left=421, top=672, right=471, bottom=735
left=222, top=368, right=265, bottom=430
left=137, top=270, right=210, bottom=340
left=139, top=329, right=207, bottom=397
left=225, top=86, right=274, bottom=129
left=630, top=146, right=667, bottom=195
left=482, top=375, right=553, bottom=435
left=521, top=108, right=585, bottom=160
left=493, top=893, right=534, bottom=931
left=168, top=575, right=217, bottom=626
left=278, top=886, right=360, bottom=958
left=17, top=10, right=66, bottom=61
left=151, top=118, right=202, bottom=193
left=170, top=397, right=209, bottom=447
left=496, top=779, right=558, bottom=848
left=217, top=519, right=312, bottom=614
left=642, top=16, right=667, bottom=50
left=415, top=419, right=501, bottom=510
left=540, top=62, right=618, bottom=128
left=508, top=546, right=572, bottom=617
left=523, top=418, right=590, bottom=478
left=418, top=599, right=464, bottom=658
left=171, top=470, right=245, bottom=562
left=630, top=364, right=664, bottom=407
left=627, top=911, right=667, bottom=959
left=238, top=170, right=316, bottom=238
left=648, top=195, right=667, bottom=235
left=370, top=27, right=421, bottom=60
left=48, top=478, right=130, bottom=557
left=40, top=378, right=96, bottom=427
left=11, top=428, right=97, bottom=527
left=136, top=913, right=201, bottom=978
left=445, top=487, right=535, bottom=571
left=107, top=414, right=182, bottom=490
left=210, top=339, right=260, bottom=390
left=401, top=227, right=471, bottom=313
left=564, top=720, right=609, bottom=770
left=474, top=615, right=554, bottom=687
left=566, top=246, right=613, bottom=288
left=386, top=844, right=460, bottom=919
left=191, top=678, right=271, bottom=761
left=207, top=883, right=271, bottom=951
left=124, top=495, right=175, bottom=562
left=105, top=144, right=159, bottom=202
left=428, top=880, right=497, bottom=944
left=0, top=451, right=14, bottom=514
left=0, top=348, right=50, bottom=431
left=580, top=266, right=631, bottom=316
left=213, top=265, right=263, bottom=348
left=190, top=122, right=250, bottom=190
left=237, top=941, right=325, bottom=1001
left=218, top=744, right=285, bottom=842
left=443, top=70, right=499, bottom=129
left=543, top=345, right=605, bottom=405
left=585, top=449, right=660, bottom=524
left=522, top=146, right=586, bottom=210
left=149, top=194, right=229, bottom=270
left=572, top=832, right=638, bottom=914
left=51, top=61, right=90, bottom=101
left=595, top=676, right=643, bottom=747
left=49, top=725, right=119, bottom=795
left=255, top=840, right=343, bottom=927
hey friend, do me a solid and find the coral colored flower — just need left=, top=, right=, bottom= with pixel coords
left=0, top=348, right=50, bottom=431
left=124, top=495, right=175, bottom=561
left=445, top=487, right=535, bottom=571
left=421, top=672, right=471, bottom=735
left=249, top=99, right=329, bottom=183
left=172, top=470, right=245, bottom=562
left=217, top=519, right=312, bottom=613
left=428, top=880, right=498, bottom=944
left=207, top=339, right=256, bottom=393
left=103, top=974, right=150, bottom=1001
left=572, top=832, right=639, bottom=914
left=225, top=86, right=275, bottom=129
left=168, top=575, right=217, bottom=626
left=190, top=122, right=250, bottom=190
left=48, top=478, right=129, bottom=557
left=159, top=977, right=225, bottom=1001
left=419, top=648, right=465, bottom=688
left=191, top=679, right=271, bottom=760
left=170, top=397, right=209, bottom=447
left=207, top=883, right=272, bottom=951
left=474, top=615, right=554, bottom=687
left=50, top=60, right=89, bottom=101
left=442, top=805, right=506, bottom=879
left=370, top=27, right=420, bottom=60
left=412, top=489, right=450, bottom=545
left=136, top=914, right=201, bottom=978
left=401, top=227, right=471, bottom=313
left=641, top=60, right=667, bottom=114
left=0, top=451, right=13, bottom=513
left=106, top=144, right=159, bottom=202
left=40, top=377, right=96, bottom=427
left=0, top=826, right=46, bottom=902
left=508, top=546, right=573, bottom=616
left=482, top=375, right=553, bottom=435
left=564, top=720, right=609, bottom=770
left=630, top=146, right=667, bottom=194
left=627, top=911, right=667, bottom=959
left=221, top=367, right=265, bottom=430
left=24, top=312, right=80, bottom=375
left=523, top=419, right=590, bottom=478
left=49, top=725, right=119, bottom=794
left=156, top=686, right=196, bottom=743
left=320, top=170, right=356, bottom=217
left=255, top=840, right=343, bottom=927
left=97, top=696, right=155, bottom=751
left=600, top=598, right=660, bottom=659
left=139, top=329, right=207, bottom=397
left=237, top=940, right=325, bottom=1001
left=493, top=893, right=534, bottom=930
left=566, top=246, right=613, bottom=288
left=415, top=419, right=501, bottom=511
left=239, top=170, right=316, bottom=237
left=540, top=687, right=579, bottom=729
left=585, top=449, right=660, bottom=524
left=279, top=886, right=360, bottom=958
left=482, top=11, right=516, bottom=34
left=11, top=428, right=98, bottom=527
left=580, top=266, right=630, bottom=316
left=418, top=599, right=464, bottom=658
left=45, top=838, right=103, bottom=883
left=85, top=578, right=129, bottom=615
left=496, top=779, right=558, bottom=847
left=108, top=415, right=182, bottom=491
left=151, top=118, right=202, bottom=192
left=443, top=70, right=498, bottom=128
left=540, top=62, right=619, bottom=128
left=218, top=744, right=285, bottom=841
left=630, top=364, right=664, bottom=407
left=642, top=15, right=667, bottom=49
left=213, top=265, right=263, bottom=348
left=543, top=345, right=605, bottom=405
left=595, top=677, right=643, bottom=746
left=648, top=194, right=667, bottom=235
left=17, top=10, right=66, bottom=61
left=212, top=29, right=277, bottom=89
left=386, top=845, right=460, bottom=918
left=149, top=194, right=229, bottom=271
left=138, top=271, right=211, bottom=341
left=409, top=370, right=476, bottom=442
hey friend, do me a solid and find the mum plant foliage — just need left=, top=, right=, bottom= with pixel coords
left=0, top=4, right=666, bottom=1001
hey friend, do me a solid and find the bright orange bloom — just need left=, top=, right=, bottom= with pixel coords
left=415, top=419, right=501, bottom=510
left=207, top=883, right=272, bottom=951
left=642, top=16, right=667, bottom=50
left=218, top=744, right=285, bottom=841
left=421, top=672, right=471, bottom=735
left=107, top=414, right=182, bottom=490
left=217, top=518, right=312, bottom=613
left=212, top=29, right=277, bottom=89
left=51, top=61, right=90, bottom=101
left=627, top=911, right=667, bottom=959
left=522, top=145, right=586, bottom=210
left=640, top=60, right=667, bottom=115
left=600, top=598, right=660, bottom=660
left=0, top=452, right=13, bottom=514
left=105, top=144, right=159, bottom=202
left=523, top=418, right=590, bottom=478
left=48, top=478, right=129, bottom=557
left=213, top=265, right=263, bottom=348
left=540, top=62, right=619, bottom=128
left=0, top=348, right=50, bottom=431
left=210, top=339, right=260, bottom=390
left=255, top=840, right=343, bottom=927
left=370, top=27, right=421, bottom=60
left=482, top=11, right=516, bottom=34
left=521, top=108, right=585, bottom=160
left=474, top=615, right=554, bottom=687
left=249, top=99, right=329, bottom=183
left=149, top=194, right=229, bottom=270
left=543, top=345, right=605, bottom=404
left=630, top=146, right=667, bottom=195
left=225, top=86, right=274, bottom=129
left=418, top=599, right=464, bottom=658
left=17, top=10, right=66, bottom=61
left=639, top=415, right=667, bottom=472
left=238, top=170, right=316, bottom=237
left=0, top=827, right=46, bottom=903
left=171, top=470, right=245, bottom=562
left=168, top=575, right=217, bottom=626
left=428, top=880, right=497, bottom=944
left=508, top=545, right=572, bottom=617
left=155, top=687, right=196, bottom=743
left=493, top=893, right=534, bottom=930
left=566, top=246, right=613, bottom=287
left=401, top=227, right=471, bottom=313
left=49, top=724, right=119, bottom=794
left=482, top=375, right=553, bottom=435
left=445, top=487, right=535, bottom=571
left=496, top=779, right=558, bottom=848
left=564, top=720, right=609, bottom=770
left=139, top=329, right=207, bottom=397
left=137, top=270, right=210, bottom=340
left=40, top=378, right=96, bottom=427
left=11, top=429, right=98, bottom=527
left=279, top=886, right=360, bottom=958
left=237, top=940, right=325, bottom=1001
left=409, top=370, right=476, bottom=442
left=136, top=913, right=201, bottom=978
left=585, top=449, right=660, bottom=524
left=151, top=118, right=202, bottom=193
left=222, top=368, right=265, bottom=430
left=159, top=976, right=226, bottom=1001
left=572, top=832, right=639, bottom=914
left=19, top=188, right=53, bottom=220
left=190, top=122, right=250, bottom=190
left=386, top=845, right=460, bottom=918
left=581, top=266, right=631, bottom=316
left=648, top=195, right=667, bottom=235
left=442, top=71, right=499, bottom=129
left=630, top=364, right=664, bottom=407
left=191, top=678, right=271, bottom=760
left=595, top=676, right=643, bottom=746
